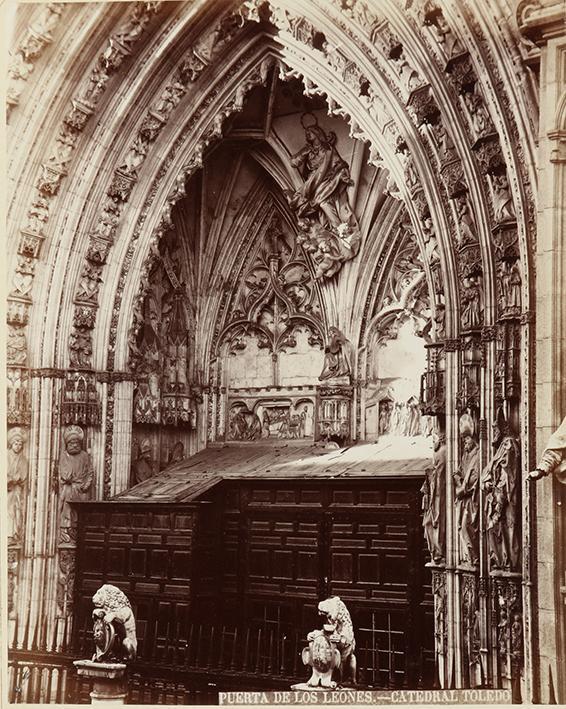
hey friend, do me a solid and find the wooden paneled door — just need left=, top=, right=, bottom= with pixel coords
left=218, top=480, right=434, bottom=688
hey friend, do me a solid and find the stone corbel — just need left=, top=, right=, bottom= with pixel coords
left=547, top=129, right=566, bottom=163
left=517, top=0, right=566, bottom=44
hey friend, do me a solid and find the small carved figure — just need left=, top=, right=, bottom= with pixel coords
left=25, top=196, right=50, bottom=234
left=317, top=596, right=357, bottom=686
left=421, top=433, right=446, bottom=563
left=92, top=584, right=137, bottom=662
left=7, top=428, right=28, bottom=544
left=7, top=325, right=27, bottom=365
left=453, top=193, right=476, bottom=245
left=59, top=426, right=94, bottom=544
left=378, top=400, right=392, bottom=435
left=319, top=327, right=353, bottom=381
left=131, top=438, right=155, bottom=484
left=481, top=430, right=521, bottom=571
left=83, top=64, right=109, bottom=104
left=461, top=274, right=482, bottom=330
left=453, top=417, right=480, bottom=565
left=491, top=172, right=515, bottom=222
left=120, top=136, right=148, bottom=175
left=529, top=415, right=566, bottom=483
left=154, top=81, right=185, bottom=116
left=461, top=90, right=493, bottom=138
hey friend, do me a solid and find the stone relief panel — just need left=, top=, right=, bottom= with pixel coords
left=227, top=395, right=316, bottom=442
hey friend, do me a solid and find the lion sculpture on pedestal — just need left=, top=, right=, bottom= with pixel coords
left=317, top=596, right=356, bottom=685
left=300, top=596, right=356, bottom=688
left=91, top=584, right=137, bottom=662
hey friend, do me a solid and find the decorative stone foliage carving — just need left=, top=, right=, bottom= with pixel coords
left=130, top=233, right=196, bottom=427
left=431, top=568, right=448, bottom=684
left=57, top=548, right=75, bottom=617
left=492, top=575, right=523, bottom=682
left=7, top=325, right=28, bottom=366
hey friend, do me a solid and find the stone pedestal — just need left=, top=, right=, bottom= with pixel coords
left=74, top=660, right=127, bottom=704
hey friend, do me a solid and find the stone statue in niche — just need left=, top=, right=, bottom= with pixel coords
left=498, top=260, right=521, bottom=316
left=490, top=171, right=516, bottom=222
left=59, top=426, right=94, bottom=544
left=461, top=274, right=483, bottom=330
left=453, top=415, right=480, bottom=566
left=7, top=428, right=28, bottom=545
left=453, top=193, right=476, bottom=246
left=406, top=396, right=421, bottom=436
left=319, top=327, right=353, bottom=381
left=481, top=420, right=521, bottom=571
left=378, top=400, right=393, bottom=435
left=421, top=432, right=446, bottom=563
left=131, top=438, right=155, bottom=484
left=460, top=89, right=493, bottom=139
left=529, top=415, right=566, bottom=483
left=288, top=113, right=361, bottom=279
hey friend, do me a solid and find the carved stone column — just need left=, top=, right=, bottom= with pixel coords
left=518, top=4, right=566, bottom=702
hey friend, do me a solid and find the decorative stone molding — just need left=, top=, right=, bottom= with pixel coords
left=7, top=3, right=67, bottom=116
left=8, top=1, right=165, bottom=377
